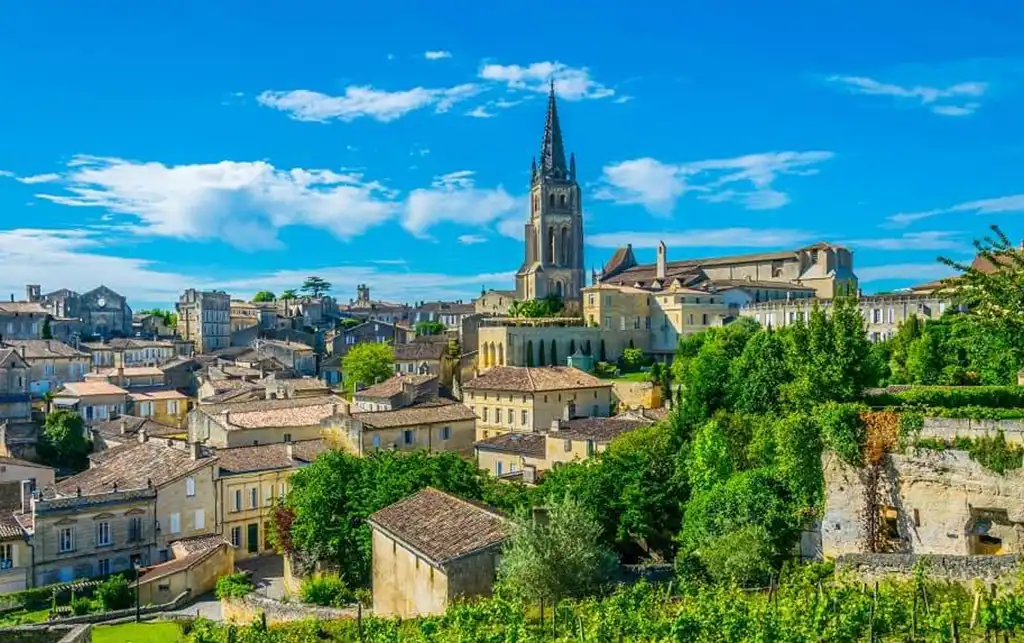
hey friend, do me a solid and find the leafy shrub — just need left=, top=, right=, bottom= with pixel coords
left=299, top=573, right=353, bottom=607
left=95, top=575, right=133, bottom=611
left=926, top=406, right=1024, bottom=420
left=354, top=587, right=373, bottom=607
left=593, top=361, right=618, bottom=378
left=698, top=524, right=775, bottom=587
left=898, top=410, right=924, bottom=445
left=965, top=431, right=1024, bottom=474
left=621, top=348, right=646, bottom=370
left=815, top=402, right=866, bottom=466
left=70, top=597, right=92, bottom=615
left=870, top=386, right=1024, bottom=409
left=215, top=572, right=254, bottom=600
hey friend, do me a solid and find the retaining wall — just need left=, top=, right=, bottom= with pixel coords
left=222, top=594, right=358, bottom=625
left=836, top=553, right=1023, bottom=585
left=920, top=417, right=1024, bottom=444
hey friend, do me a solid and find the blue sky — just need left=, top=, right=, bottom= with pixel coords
left=1, top=2, right=1023, bottom=309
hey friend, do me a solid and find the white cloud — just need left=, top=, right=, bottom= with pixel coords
left=613, top=96, right=633, bottom=104
left=479, top=61, right=615, bottom=100
left=424, top=50, right=452, bottom=60
left=0, top=227, right=515, bottom=309
left=843, top=231, right=965, bottom=251
left=257, top=83, right=481, bottom=123
left=887, top=194, right=1024, bottom=227
left=458, top=234, right=487, bottom=245
left=403, top=171, right=523, bottom=238
left=16, top=173, right=60, bottom=184
left=466, top=105, right=496, bottom=118
left=587, top=228, right=814, bottom=249
left=34, top=155, right=399, bottom=248
left=827, top=75, right=988, bottom=116
left=595, top=151, right=833, bottom=215
left=0, top=170, right=14, bottom=178
left=857, top=262, right=957, bottom=283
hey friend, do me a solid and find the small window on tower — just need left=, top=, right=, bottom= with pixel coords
left=549, top=193, right=555, bottom=207
left=560, top=194, right=566, bottom=207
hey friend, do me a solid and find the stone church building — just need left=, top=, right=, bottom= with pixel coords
left=514, top=82, right=585, bottom=302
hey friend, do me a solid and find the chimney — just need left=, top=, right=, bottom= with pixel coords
left=286, top=443, right=294, bottom=461
left=522, top=465, right=537, bottom=485
left=120, top=418, right=128, bottom=435
left=20, top=479, right=35, bottom=514
left=137, top=427, right=148, bottom=444
left=656, top=241, right=666, bottom=281
left=112, top=482, right=118, bottom=492
left=222, top=410, right=231, bottom=425
left=189, top=441, right=200, bottom=461
left=549, top=419, right=562, bottom=433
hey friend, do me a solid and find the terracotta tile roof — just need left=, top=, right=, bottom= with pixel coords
left=354, top=399, right=476, bottom=429
left=107, top=338, right=176, bottom=350
left=200, top=395, right=345, bottom=430
left=464, top=367, right=609, bottom=393
left=137, top=534, right=230, bottom=585
left=474, top=432, right=546, bottom=458
left=1, top=340, right=89, bottom=359
left=56, top=441, right=216, bottom=495
left=56, top=381, right=129, bottom=397
left=215, top=439, right=328, bottom=474
left=709, top=279, right=816, bottom=292
left=357, top=374, right=435, bottom=400
left=91, top=415, right=181, bottom=440
left=0, top=455, right=54, bottom=470
left=201, top=387, right=264, bottom=405
left=261, top=339, right=313, bottom=352
left=0, top=512, right=23, bottom=540
left=369, top=488, right=508, bottom=567
left=555, top=417, right=647, bottom=443
left=394, top=339, right=447, bottom=362
left=283, top=378, right=330, bottom=391
left=171, top=532, right=230, bottom=556
left=95, top=366, right=165, bottom=377
left=205, top=378, right=262, bottom=392
left=0, top=302, right=47, bottom=314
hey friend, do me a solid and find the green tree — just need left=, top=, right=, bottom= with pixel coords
left=696, top=524, right=775, bottom=587
left=415, top=320, right=445, bottom=336
left=888, top=315, right=922, bottom=383
left=497, top=494, right=617, bottom=603
left=728, top=329, right=791, bottom=415
left=680, top=338, right=731, bottom=421
left=687, top=419, right=735, bottom=493
left=37, top=409, right=90, bottom=470
left=906, top=330, right=945, bottom=384
left=342, top=342, right=394, bottom=390
left=336, top=317, right=361, bottom=331
left=301, top=276, right=332, bottom=298
left=280, top=289, right=298, bottom=300
left=252, top=290, right=276, bottom=302
left=41, top=315, right=52, bottom=339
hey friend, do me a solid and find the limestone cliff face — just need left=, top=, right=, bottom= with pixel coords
left=821, top=449, right=1024, bottom=558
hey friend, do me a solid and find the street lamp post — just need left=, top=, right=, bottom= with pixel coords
left=133, top=560, right=141, bottom=622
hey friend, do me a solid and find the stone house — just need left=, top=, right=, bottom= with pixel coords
left=0, top=486, right=29, bottom=593
left=1, top=340, right=90, bottom=396
left=159, top=356, right=201, bottom=395
left=463, top=366, right=614, bottom=440
left=86, top=366, right=166, bottom=389
left=325, top=399, right=478, bottom=457
left=176, top=289, right=231, bottom=354
left=394, top=337, right=448, bottom=376
left=132, top=312, right=172, bottom=338
left=330, top=320, right=411, bottom=358
left=89, top=416, right=183, bottom=452
left=52, top=381, right=129, bottom=425
left=256, top=339, right=315, bottom=377
left=476, top=318, right=648, bottom=371
left=821, top=448, right=1024, bottom=558
left=474, top=289, right=516, bottom=316
left=320, top=355, right=342, bottom=388
left=82, top=338, right=178, bottom=368
left=189, top=395, right=344, bottom=448
left=338, top=284, right=409, bottom=324
left=409, top=300, right=476, bottom=331
left=474, top=415, right=649, bottom=478
left=54, top=433, right=219, bottom=565
left=0, top=300, right=48, bottom=340
left=214, top=439, right=327, bottom=561
left=354, top=374, right=438, bottom=412
left=0, top=347, right=32, bottom=425
left=40, top=285, right=133, bottom=339
left=128, top=389, right=191, bottom=427
left=368, top=488, right=509, bottom=618
left=0, top=456, right=55, bottom=487
left=134, top=533, right=233, bottom=605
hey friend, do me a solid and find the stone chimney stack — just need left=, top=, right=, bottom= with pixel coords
left=26, top=285, right=40, bottom=303
left=189, top=441, right=200, bottom=461
left=20, top=479, right=35, bottom=514
left=286, top=443, right=294, bottom=461
left=656, top=241, right=666, bottom=281
left=120, top=418, right=128, bottom=435
left=549, top=419, right=562, bottom=433
left=137, top=427, right=148, bottom=444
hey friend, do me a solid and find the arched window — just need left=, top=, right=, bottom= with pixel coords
left=584, top=340, right=592, bottom=355
left=550, top=340, right=558, bottom=366
left=559, top=194, right=566, bottom=207
left=497, top=343, right=504, bottom=366
left=548, top=193, right=555, bottom=208
left=569, top=339, right=576, bottom=355
left=561, top=226, right=570, bottom=266
left=538, top=340, right=546, bottom=366
left=526, top=340, right=534, bottom=367
left=547, top=227, right=556, bottom=264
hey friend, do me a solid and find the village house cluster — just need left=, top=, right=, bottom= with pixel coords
left=0, top=82, right=994, bottom=623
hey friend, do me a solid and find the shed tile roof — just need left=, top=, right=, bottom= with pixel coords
left=394, top=339, right=447, bottom=362
left=464, top=367, right=609, bottom=393
left=356, top=374, right=435, bottom=400
left=95, top=366, right=165, bottom=377
left=91, top=415, right=181, bottom=440
left=369, top=488, right=508, bottom=567
left=56, top=381, right=129, bottom=397
left=555, top=417, right=647, bottom=443
left=200, top=395, right=345, bottom=430
left=0, top=512, right=23, bottom=540
left=474, top=432, right=546, bottom=458
left=215, top=439, right=328, bottom=474
left=1, top=340, right=89, bottom=359
left=56, top=441, right=216, bottom=495
left=354, top=400, right=476, bottom=429
left=0, top=302, right=47, bottom=314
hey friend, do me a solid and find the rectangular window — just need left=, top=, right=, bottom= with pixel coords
left=283, top=433, right=292, bottom=443
left=128, top=517, right=142, bottom=542
left=587, top=440, right=597, bottom=457
left=483, top=408, right=488, bottom=422
left=279, top=482, right=286, bottom=498
left=185, top=476, right=196, bottom=497
left=264, top=484, right=273, bottom=506
left=603, top=315, right=611, bottom=329
left=169, top=513, right=181, bottom=534
left=872, top=309, right=882, bottom=323
left=495, top=461, right=504, bottom=475
left=620, top=316, right=626, bottom=331
left=702, top=313, right=708, bottom=325
left=167, top=400, right=179, bottom=415
left=195, top=509, right=206, bottom=530
left=234, top=490, right=242, bottom=511
left=97, top=559, right=110, bottom=576
left=97, top=521, right=111, bottom=546
left=564, top=439, right=572, bottom=452
left=441, top=426, right=451, bottom=440
left=634, top=316, right=640, bottom=329
left=372, top=434, right=381, bottom=449
left=507, top=408, right=514, bottom=424
left=250, top=487, right=258, bottom=509
left=231, top=526, right=242, bottom=548
left=403, top=429, right=414, bottom=445
left=887, top=307, right=895, bottom=324
left=59, top=528, right=74, bottom=553
left=521, top=410, right=528, bottom=426
left=0, top=543, right=12, bottom=568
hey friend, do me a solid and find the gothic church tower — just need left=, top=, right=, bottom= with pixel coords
left=515, top=82, right=585, bottom=302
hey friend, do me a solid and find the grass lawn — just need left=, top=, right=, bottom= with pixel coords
left=92, top=621, right=183, bottom=643
left=0, top=607, right=50, bottom=627
left=607, top=372, right=651, bottom=382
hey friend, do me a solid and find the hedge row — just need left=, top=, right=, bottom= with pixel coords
left=866, top=386, right=1024, bottom=410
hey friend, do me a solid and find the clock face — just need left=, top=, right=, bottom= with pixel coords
left=97, top=297, right=106, bottom=309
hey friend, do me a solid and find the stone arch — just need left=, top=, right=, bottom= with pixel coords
left=599, top=338, right=607, bottom=362
left=550, top=339, right=558, bottom=366
left=569, top=339, right=576, bottom=355
left=526, top=340, right=534, bottom=367
left=488, top=342, right=496, bottom=368
left=547, top=226, right=556, bottom=265
left=548, top=193, right=555, bottom=208
left=538, top=340, right=546, bottom=366
left=584, top=339, right=592, bottom=356
left=560, top=193, right=566, bottom=207
left=497, top=342, right=504, bottom=366
left=555, top=281, right=564, bottom=298
left=561, top=226, right=570, bottom=266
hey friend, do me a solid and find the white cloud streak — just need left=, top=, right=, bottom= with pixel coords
left=458, top=234, right=487, bottom=245
left=257, top=83, right=481, bottom=123
left=887, top=194, right=1024, bottom=227
left=403, top=171, right=522, bottom=239
left=424, top=50, right=452, bottom=60
left=595, top=151, right=833, bottom=215
left=479, top=61, right=615, bottom=101
left=827, top=75, right=988, bottom=116
left=842, top=231, right=965, bottom=251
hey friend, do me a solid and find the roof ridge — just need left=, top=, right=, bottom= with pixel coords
left=525, top=366, right=536, bottom=392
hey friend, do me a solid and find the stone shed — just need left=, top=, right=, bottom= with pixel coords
left=368, top=487, right=509, bottom=618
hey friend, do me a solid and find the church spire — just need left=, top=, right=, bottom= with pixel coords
left=539, top=79, right=568, bottom=181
